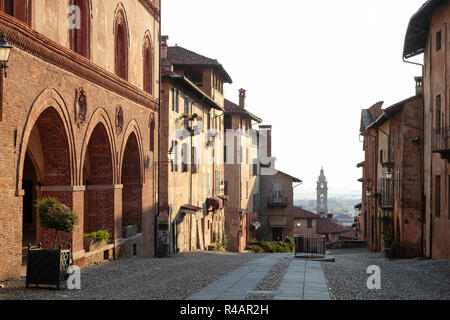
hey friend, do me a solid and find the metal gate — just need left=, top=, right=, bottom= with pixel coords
left=295, top=235, right=326, bottom=259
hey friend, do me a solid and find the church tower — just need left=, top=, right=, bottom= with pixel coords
left=317, top=167, right=328, bottom=217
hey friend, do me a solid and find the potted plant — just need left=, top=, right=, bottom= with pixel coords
left=26, top=197, right=78, bottom=289
left=84, top=230, right=110, bottom=252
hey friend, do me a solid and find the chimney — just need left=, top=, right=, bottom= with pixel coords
left=161, top=35, right=169, bottom=59
left=161, top=35, right=172, bottom=73
left=415, top=76, right=423, bottom=96
left=239, top=89, right=246, bottom=108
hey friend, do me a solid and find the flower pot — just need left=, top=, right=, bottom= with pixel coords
left=123, top=224, right=139, bottom=238
left=83, top=237, right=107, bottom=252
left=384, top=248, right=394, bottom=259
left=26, top=245, right=71, bottom=290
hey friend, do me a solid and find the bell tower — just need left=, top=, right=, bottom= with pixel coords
left=316, top=167, right=328, bottom=217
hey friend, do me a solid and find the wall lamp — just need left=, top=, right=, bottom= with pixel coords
left=0, top=33, right=11, bottom=122
left=0, top=34, right=12, bottom=77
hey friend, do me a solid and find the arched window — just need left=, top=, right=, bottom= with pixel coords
left=114, top=9, right=128, bottom=80
left=143, top=35, right=153, bottom=95
left=1, top=0, right=31, bottom=25
left=149, top=114, right=155, bottom=152
left=69, top=0, right=90, bottom=59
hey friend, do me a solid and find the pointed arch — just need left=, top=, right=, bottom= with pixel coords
left=69, top=0, right=91, bottom=59
left=79, top=107, right=117, bottom=185
left=143, top=31, right=154, bottom=95
left=119, top=119, right=144, bottom=184
left=113, top=3, right=129, bottom=80
left=17, top=88, right=76, bottom=195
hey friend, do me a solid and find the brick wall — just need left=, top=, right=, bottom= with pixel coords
left=0, top=41, right=157, bottom=281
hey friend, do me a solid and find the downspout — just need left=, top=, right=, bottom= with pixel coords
left=155, top=0, right=162, bottom=257
left=403, top=26, right=429, bottom=258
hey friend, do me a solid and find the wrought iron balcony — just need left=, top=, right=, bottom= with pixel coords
left=378, top=178, right=394, bottom=210
left=432, top=127, right=450, bottom=160
left=268, top=196, right=288, bottom=208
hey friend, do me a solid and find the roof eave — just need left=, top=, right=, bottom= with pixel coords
left=403, top=0, right=447, bottom=59
left=168, top=74, right=224, bottom=111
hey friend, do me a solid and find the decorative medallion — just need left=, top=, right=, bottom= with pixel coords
left=75, top=88, right=87, bottom=127
left=116, top=105, right=124, bottom=135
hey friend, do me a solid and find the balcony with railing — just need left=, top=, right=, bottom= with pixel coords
left=378, top=178, right=394, bottom=210
left=268, top=196, right=288, bottom=208
left=432, top=127, right=450, bottom=160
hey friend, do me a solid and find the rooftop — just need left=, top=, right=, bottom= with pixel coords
left=224, top=99, right=262, bottom=123
left=403, top=0, right=447, bottom=59
left=167, top=46, right=232, bottom=83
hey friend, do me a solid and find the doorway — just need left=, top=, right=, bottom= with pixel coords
left=22, top=153, right=38, bottom=271
left=272, top=227, right=283, bottom=242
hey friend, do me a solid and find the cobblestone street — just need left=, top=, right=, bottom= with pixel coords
left=0, top=252, right=264, bottom=300
left=0, top=252, right=332, bottom=300
left=322, top=248, right=450, bottom=300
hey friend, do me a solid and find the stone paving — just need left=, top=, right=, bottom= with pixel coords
left=0, top=251, right=332, bottom=300
left=190, top=254, right=331, bottom=300
left=274, top=259, right=330, bottom=300
left=322, top=248, right=450, bottom=300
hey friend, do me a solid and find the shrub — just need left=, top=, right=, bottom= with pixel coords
left=248, top=240, right=294, bottom=253
left=84, top=230, right=111, bottom=243
left=248, top=245, right=264, bottom=253
left=35, top=197, right=78, bottom=249
left=214, top=232, right=229, bottom=251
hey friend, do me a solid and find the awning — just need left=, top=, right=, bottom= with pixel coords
left=269, top=216, right=289, bottom=228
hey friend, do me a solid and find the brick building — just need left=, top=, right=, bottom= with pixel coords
left=403, top=0, right=450, bottom=259
left=223, top=90, right=262, bottom=252
left=159, top=37, right=229, bottom=254
left=358, top=82, right=424, bottom=257
left=0, top=1, right=160, bottom=281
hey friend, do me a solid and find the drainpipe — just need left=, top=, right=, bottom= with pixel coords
left=155, top=0, right=162, bottom=257
left=402, top=26, right=429, bottom=258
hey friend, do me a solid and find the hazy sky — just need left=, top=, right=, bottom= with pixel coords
left=162, top=0, right=426, bottom=195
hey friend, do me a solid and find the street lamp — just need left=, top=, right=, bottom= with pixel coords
left=385, top=169, right=393, bottom=180
left=0, top=33, right=12, bottom=77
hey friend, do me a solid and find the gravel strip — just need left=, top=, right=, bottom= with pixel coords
left=0, top=251, right=265, bottom=300
left=321, top=248, right=450, bottom=300
left=246, top=254, right=292, bottom=300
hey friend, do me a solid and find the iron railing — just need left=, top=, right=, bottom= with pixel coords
left=294, top=235, right=326, bottom=259
left=378, top=178, right=394, bottom=209
left=268, top=196, right=288, bottom=208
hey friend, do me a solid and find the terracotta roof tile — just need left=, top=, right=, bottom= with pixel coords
left=316, top=218, right=350, bottom=235
left=167, top=46, right=232, bottom=83
left=224, top=99, right=262, bottom=123
left=292, top=207, right=319, bottom=219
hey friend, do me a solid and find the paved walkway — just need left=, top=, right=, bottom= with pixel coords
left=275, top=259, right=330, bottom=300
left=189, top=254, right=330, bottom=300
left=189, top=254, right=284, bottom=300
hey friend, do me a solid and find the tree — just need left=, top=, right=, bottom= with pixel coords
left=35, top=197, right=79, bottom=249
